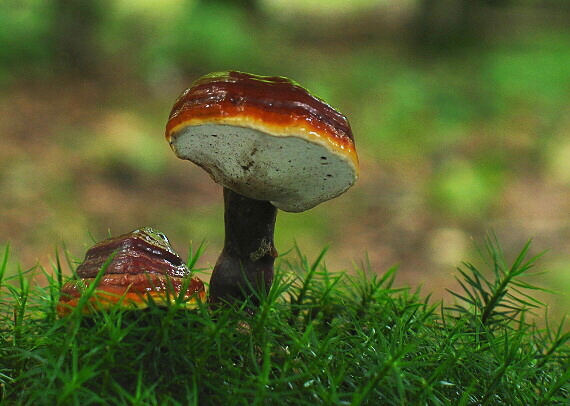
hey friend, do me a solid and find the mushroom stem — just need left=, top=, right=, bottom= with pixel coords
left=209, top=187, right=278, bottom=305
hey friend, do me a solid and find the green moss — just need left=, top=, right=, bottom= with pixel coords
left=1, top=237, right=568, bottom=404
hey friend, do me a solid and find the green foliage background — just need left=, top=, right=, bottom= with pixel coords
left=1, top=0, right=569, bottom=316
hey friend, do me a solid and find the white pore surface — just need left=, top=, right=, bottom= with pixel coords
left=171, top=124, right=357, bottom=212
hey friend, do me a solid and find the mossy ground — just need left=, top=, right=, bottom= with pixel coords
left=0, top=238, right=569, bottom=405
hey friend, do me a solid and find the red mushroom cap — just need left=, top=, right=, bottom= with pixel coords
left=57, top=228, right=205, bottom=316
left=58, top=273, right=206, bottom=316
left=166, top=71, right=358, bottom=213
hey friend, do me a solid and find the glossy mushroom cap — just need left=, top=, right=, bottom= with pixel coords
left=57, top=228, right=206, bottom=317
left=165, top=71, right=359, bottom=213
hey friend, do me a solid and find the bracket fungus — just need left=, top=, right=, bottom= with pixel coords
left=57, top=227, right=205, bottom=317
left=166, top=71, right=359, bottom=305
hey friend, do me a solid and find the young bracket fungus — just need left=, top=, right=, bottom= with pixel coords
left=57, top=228, right=206, bottom=317
left=165, top=71, right=359, bottom=305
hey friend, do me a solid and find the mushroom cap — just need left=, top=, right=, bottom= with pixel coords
left=75, top=227, right=188, bottom=279
left=165, top=71, right=359, bottom=213
left=57, top=273, right=206, bottom=316
left=57, top=228, right=206, bottom=316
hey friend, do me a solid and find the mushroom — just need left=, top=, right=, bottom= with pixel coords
left=165, top=71, right=358, bottom=305
left=57, top=227, right=206, bottom=316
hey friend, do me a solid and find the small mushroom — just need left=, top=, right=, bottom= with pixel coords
left=57, top=227, right=205, bottom=316
left=165, top=71, right=358, bottom=305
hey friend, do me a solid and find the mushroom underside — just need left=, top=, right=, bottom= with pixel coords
left=170, top=124, right=357, bottom=212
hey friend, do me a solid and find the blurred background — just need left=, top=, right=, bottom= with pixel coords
left=1, top=0, right=569, bottom=317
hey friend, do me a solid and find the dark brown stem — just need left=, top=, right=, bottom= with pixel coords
left=209, top=187, right=278, bottom=305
